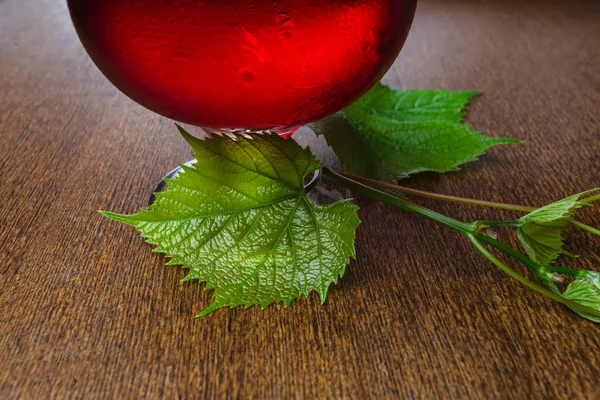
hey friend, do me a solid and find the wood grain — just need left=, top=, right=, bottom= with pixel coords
left=1, top=0, right=599, bottom=398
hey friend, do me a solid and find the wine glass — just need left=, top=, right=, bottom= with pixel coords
left=66, top=0, right=417, bottom=198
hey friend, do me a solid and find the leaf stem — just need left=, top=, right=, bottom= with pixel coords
left=337, top=171, right=536, bottom=212
left=544, top=264, right=584, bottom=277
left=322, top=167, right=473, bottom=234
left=475, top=232, right=583, bottom=278
left=468, top=235, right=600, bottom=318
left=581, top=193, right=600, bottom=204
left=473, top=235, right=582, bottom=280
left=476, top=234, right=546, bottom=275
left=336, top=170, right=600, bottom=236
left=474, top=220, right=522, bottom=228
left=571, top=220, right=600, bottom=236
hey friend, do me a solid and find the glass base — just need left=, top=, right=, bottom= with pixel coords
left=148, top=160, right=197, bottom=205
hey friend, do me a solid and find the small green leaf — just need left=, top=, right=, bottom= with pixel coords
left=310, top=83, right=519, bottom=181
left=517, top=190, right=598, bottom=266
left=102, top=127, right=360, bottom=316
left=562, top=273, right=600, bottom=323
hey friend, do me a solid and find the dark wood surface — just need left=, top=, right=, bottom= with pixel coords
left=1, top=0, right=599, bottom=398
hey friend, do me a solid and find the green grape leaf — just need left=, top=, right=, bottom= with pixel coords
left=310, top=83, right=519, bottom=181
left=101, top=126, right=360, bottom=316
left=345, top=83, right=482, bottom=124
left=562, top=273, right=600, bottom=323
left=516, top=190, right=598, bottom=266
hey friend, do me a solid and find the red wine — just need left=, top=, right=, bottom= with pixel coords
left=68, top=0, right=416, bottom=132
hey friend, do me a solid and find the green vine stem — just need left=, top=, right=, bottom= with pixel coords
left=582, top=194, right=600, bottom=205
left=322, top=167, right=472, bottom=234
left=571, top=220, right=600, bottom=236
left=543, top=264, right=584, bottom=277
left=337, top=171, right=536, bottom=212
left=473, top=221, right=521, bottom=228
left=323, top=167, right=600, bottom=319
left=336, top=171, right=600, bottom=236
left=476, top=234, right=545, bottom=275
left=468, top=235, right=599, bottom=316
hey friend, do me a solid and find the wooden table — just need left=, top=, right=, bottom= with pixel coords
left=1, top=0, right=599, bottom=398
